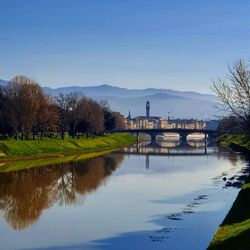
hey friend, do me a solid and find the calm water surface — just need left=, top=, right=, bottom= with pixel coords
left=0, top=141, right=248, bottom=250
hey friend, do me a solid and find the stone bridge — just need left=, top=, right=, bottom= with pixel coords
left=111, top=128, right=220, bottom=143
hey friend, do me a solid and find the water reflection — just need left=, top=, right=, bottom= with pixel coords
left=0, top=141, right=248, bottom=250
left=119, top=140, right=246, bottom=175
left=121, top=139, right=215, bottom=158
left=0, top=155, right=124, bottom=230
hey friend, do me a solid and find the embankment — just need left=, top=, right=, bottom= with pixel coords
left=208, top=134, right=250, bottom=250
left=0, top=133, right=135, bottom=161
left=219, top=134, right=250, bottom=153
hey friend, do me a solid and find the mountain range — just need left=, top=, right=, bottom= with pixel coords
left=0, top=80, right=218, bottom=119
left=44, top=84, right=218, bottom=119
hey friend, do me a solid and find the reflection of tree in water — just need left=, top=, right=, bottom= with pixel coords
left=216, top=146, right=241, bottom=166
left=0, top=155, right=123, bottom=231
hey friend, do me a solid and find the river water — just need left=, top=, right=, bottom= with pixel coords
left=0, top=140, right=248, bottom=250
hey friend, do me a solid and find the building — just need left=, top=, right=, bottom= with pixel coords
left=124, top=101, right=206, bottom=130
left=159, top=118, right=175, bottom=129
left=146, top=101, right=150, bottom=118
left=172, top=119, right=206, bottom=130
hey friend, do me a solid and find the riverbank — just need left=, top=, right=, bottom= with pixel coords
left=0, top=133, right=135, bottom=161
left=208, top=134, right=250, bottom=250
left=208, top=175, right=250, bottom=250
left=219, top=134, right=250, bottom=152
left=0, top=149, right=118, bottom=172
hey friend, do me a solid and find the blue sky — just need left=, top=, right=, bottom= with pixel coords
left=0, top=0, right=250, bottom=93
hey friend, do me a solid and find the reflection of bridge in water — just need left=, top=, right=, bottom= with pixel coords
left=115, top=139, right=218, bottom=169
left=119, top=139, right=217, bottom=156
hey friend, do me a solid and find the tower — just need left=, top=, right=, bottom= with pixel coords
left=146, top=101, right=150, bottom=118
left=128, top=110, right=131, bottom=120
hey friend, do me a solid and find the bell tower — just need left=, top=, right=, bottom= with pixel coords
left=128, top=110, right=131, bottom=120
left=146, top=101, right=150, bottom=118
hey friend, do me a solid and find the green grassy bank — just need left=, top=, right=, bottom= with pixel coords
left=208, top=177, right=250, bottom=250
left=208, top=134, right=250, bottom=250
left=219, top=134, right=250, bottom=151
left=0, top=149, right=117, bottom=172
left=0, top=133, right=135, bottom=160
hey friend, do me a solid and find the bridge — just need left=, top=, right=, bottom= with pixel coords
left=111, top=128, right=220, bottom=143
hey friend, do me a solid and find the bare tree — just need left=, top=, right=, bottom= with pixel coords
left=100, top=101, right=125, bottom=131
left=212, top=59, right=250, bottom=134
left=5, top=76, right=43, bottom=139
left=55, top=93, right=84, bottom=139
left=112, top=112, right=125, bottom=130
left=67, top=92, right=84, bottom=137
left=76, top=98, right=104, bottom=135
left=55, top=94, right=71, bottom=139
left=0, top=87, right=12, bottom=137
left=36, top=94, right=59, bottom=139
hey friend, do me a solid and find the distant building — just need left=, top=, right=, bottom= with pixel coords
left=146, top=101, right=150, bottom=118
left=128, top=110, right=131, bottom=120
left=159, top=118, right=175, bottom=129
left=172, top=119, right=206, bottom=129
left=124, top=101, right=206, bottom=130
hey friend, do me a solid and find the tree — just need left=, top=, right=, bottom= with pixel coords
left=217, top=116, right=241, bottom=134
left=1, top=76, right=59, bottom=139
left=0, top=87, right=12, bottom=137
left=55, top=93, right=71, bottom=139
left=212, top=59, right=250, bottom=134
left=67, top=92, right=84, bottom=137
left=76, top=98, right=104, bottom=135
left=5, top=76, right=43, bottom=139
left=99, top=100, right=113, bottom=130
left=0, top=74, right=123, bottom=139
left=55, top=93, right=88, bottom=138
left=36, top=94, right=59, bottom=139
left=111, top=112, right=125, bottom=130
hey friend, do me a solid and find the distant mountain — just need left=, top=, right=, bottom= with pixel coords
left=43, top=84, right=217, bottom=119
left=44, top=84, right=215, bottom=102
left=94, top=94, right=215, bottom=119
left=0, top=80, right=218, bottom=119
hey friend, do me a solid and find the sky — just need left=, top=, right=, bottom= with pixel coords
left=0, top=0, right=250, bottom=93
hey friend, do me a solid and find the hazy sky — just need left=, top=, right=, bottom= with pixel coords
left=0, top=0, right=250, bottom=93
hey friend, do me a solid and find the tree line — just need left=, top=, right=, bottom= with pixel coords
left=0, top=76, right=125, bottom=139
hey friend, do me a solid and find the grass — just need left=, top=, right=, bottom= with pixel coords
left=219, top=134, right=250, bottom=150
left=0, top=133, right=135, bottom=160
left=208, top=133, right=250, bottom=250
left=0, top=149, right=116, bottom=172
left=208, top=175, right=250, bottom=250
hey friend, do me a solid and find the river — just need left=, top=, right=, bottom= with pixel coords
left=0, top=140, right=248, bottom=250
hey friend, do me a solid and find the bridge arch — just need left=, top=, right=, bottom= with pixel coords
left=160, top=132, right=180, bottom=140
left=187, top=132, right=206, bottom=140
